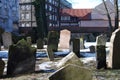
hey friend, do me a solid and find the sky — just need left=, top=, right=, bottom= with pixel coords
left=67, top=0, right=103, bottom=9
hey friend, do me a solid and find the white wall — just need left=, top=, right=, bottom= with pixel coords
left=79, top=20, right=114, bottom=27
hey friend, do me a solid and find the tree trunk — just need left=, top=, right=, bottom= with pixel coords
left=114, top=0, right=119, bottom=30
left=103, top=0, right=113, bottom=35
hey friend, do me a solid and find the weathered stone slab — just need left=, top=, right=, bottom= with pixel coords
left=47, top=31, right=59, bottom=61
left=96, top=45, right=106, bottom=69
left=26, top=36, right=32, bottom=45
left=96, top=34, right=107, bottom=69
left=89, top=45, right=95, bottom=53
left=57, top=52, right=83, bottom=68
left=7, top=39, right=36, bottom=75
left=70, top=39, right=81, bottom=57
left=108, top=29, right=120, bottom=69
left=2, top=32, right=12, bottom=49
left=59, top=29, right=71, bottom=49
left=49, top=64, right=92, bottom=80
left=80, top=37, right=84, bottom=49
left=96, top=34, right=107, bottom=46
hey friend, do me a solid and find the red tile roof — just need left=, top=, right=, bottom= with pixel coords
left=60, top=9, right=92, bottom=20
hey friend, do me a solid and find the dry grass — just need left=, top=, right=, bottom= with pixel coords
left=1, top=57, right=120, bottom=80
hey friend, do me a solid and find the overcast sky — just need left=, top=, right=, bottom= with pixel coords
left=67, top=0, right=102, bottom=9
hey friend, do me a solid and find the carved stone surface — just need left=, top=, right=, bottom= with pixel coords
left=59, top=29, right=71, bottom=49
left=49, top=64, right=92, bottom=80
left=108, top=29, right=120, bottom=69
left=2, top=32, right=12, bottom=49
left=96, top=34, right=107, bottom=69
left=57, top=52, right=83, bottom=68
left=7, top=39, right=36, bottom=75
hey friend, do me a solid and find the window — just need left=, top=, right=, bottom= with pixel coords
left=26, top=0, right=29, bottom=2
left=26, top=13, right=30, bottom=19
left=21, top=23, right=25, bottom=27
left=49, top=0, right=52, bottom=3
left=21, top=0, right=25, bottom=3
left=49, top=5, right=52, bottom=11
left=26, top=5, right=31, bottom=10
left=26, top=23, right=30, bottom=27
left=45, top=4, right=48, bottom=9
left=21, top=5, right=26, bottom=10
left=49, top=23, right=52, bottom=27
left=21, top=13, right=25, bottom=20
left=49, top=15, right=52, bottom=20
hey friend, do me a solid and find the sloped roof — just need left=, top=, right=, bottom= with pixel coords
left=61, top=9, right=92, bottom=20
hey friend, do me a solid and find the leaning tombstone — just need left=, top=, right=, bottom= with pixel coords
left=96, top=34, right=107, bottom=69
left=108, top=29, right=120, bottom=69
left=7, top=39, right=36, bottom=75
left=47, top=31, right=59, bottom=61
left=70, top=38, right=81, bottom=57
left=49, top=64, right=92, bottom=80
left=0, top=58, right=5, bottom=76
left=57, top=52, right=83, bottom=68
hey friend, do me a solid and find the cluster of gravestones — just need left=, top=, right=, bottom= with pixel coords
left=0, top=28, right=120, bottom=79
left=48, top=29, right=120, bottom=80
left=48, top=30, right=93, bottom=80
left=96, top=29, right=120, bottom=69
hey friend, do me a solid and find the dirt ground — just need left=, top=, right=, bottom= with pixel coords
left=0, top=57, right=61, bottom=80
left=1, top=55, right=120, bottom=80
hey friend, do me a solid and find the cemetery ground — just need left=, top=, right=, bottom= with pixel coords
left=0, top=43, right=120, bottom=80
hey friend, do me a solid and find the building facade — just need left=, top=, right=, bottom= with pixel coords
left=0, top=0, right=19, bottom=48
left=19, top=0, right=72, bottom=34
left=59, top=0, right=119, bottom=33
left=0, top=0, right=19, bottom=33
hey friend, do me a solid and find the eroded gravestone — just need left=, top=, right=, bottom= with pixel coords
left=49, top=64, right=92, bottom=80
left=2, top=32, right=12, bottom=49
left=108, top=29, right=120, bottom=69
left=7, top=39, right=36, bottom=75
left=57, top=52, right=83, bottom=68
left=59, top=29, right=71, bottom=49
left=96, top=34, right=107, bottom=69
left=80, top=37, right=84, bottom=49
left=47, top=31, right=59, bottom=61
left=70, top=39, right=81, bottom=57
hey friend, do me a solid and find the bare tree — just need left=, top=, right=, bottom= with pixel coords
left=103, top=0, right=119, bottom=32
left=102, top=0, right=113, bottom=34
left=114, top=0, right=119, bottom=30
left=95, top=0, right=119, bottom=35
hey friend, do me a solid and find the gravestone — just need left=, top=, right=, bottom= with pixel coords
left=49, top=64, right=92, bottom=80
left=7, top=39, right=36, bottom=75
left=2, top=32, right=12, bottom=49
left=47, top=31, right=59, bottom=61
left=80, top=37, right=84, bottom=49
left=59, top=29, right=71, bottom=49
left=37, top=38, right=43, bottom=49
left=96, top=34, right=107, bottom=69
left=57, top=52, right=83, bottom=68
left=70, top=39, right=81, bottom=57
left=108, top=29, right=120, bottom=69
left=26, top=36, right=32, bottom=45
left=89, top=45, right=95, bottom=53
